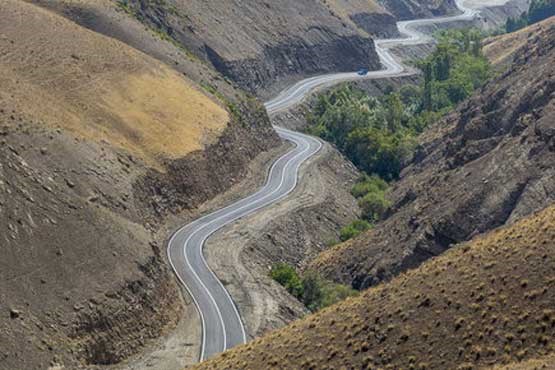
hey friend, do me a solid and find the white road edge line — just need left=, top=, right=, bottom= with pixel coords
left=168, top=130, right=320, bottom=361
left=166, top=0, right=504, bottom=362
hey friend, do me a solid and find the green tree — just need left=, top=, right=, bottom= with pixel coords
left=359, top=191, right=391, bottom=222
left=505, top=0, right=555, bottom=33
left=528, top=0, right=555, bottom=24
left=385, top=93, right=404, bottom=132
left=270, top=263, right=303, bottom=298
left=301, top=271, right=325, bottom=311
left=423, top=62, right=433, bottom=111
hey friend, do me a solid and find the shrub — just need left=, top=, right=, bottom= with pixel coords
left=340, top=220, right=372, bottom=241
left=359, top=191, right=391, bottom=222
left=302, top=271, right=358, bottom=312
left=351, top=174, right=389, bottom=198
left=270, top=264, right=358, bottom=312
left=270, top=263, right=303, bottom=298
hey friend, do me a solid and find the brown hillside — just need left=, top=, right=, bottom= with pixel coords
left=1, top=0, right=229, bottom=168
left=0, top=1, right=245, bottom=369
left=309, top=14, right=555, bottom=290
left=196, top=204, right=555, bottom=369
left=37, top=0, right=459, bottom=95
left=483, top=16, right=555, bottom=67
left=493, top=354, right=555, bottom=369
left=27, top=0, right=280, bottom=222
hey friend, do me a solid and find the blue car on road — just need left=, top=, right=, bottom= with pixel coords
left=357, top=68, right=369, bottom=76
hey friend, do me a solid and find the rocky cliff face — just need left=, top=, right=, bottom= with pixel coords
left=380, top=0, right=458, bottom=19
left=310, top=19, right=555, bottom=289
left=112, top=0, right=386, bottom=94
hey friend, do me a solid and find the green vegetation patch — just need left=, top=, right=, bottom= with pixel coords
left=308, top=28, right=490, bottom=181
left=307, top=29, right=490, bottom=242
left=340, top=219, right=372, bottom=242
left=270, top=264, right=358, bottom=312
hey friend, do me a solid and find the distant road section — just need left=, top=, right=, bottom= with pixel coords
left=265, top=0, right=490, bottom=114
left=167, top=0, right=506, bottom=362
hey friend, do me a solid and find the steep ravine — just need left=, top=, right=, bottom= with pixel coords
left=311, top=15, right=555, bottom=290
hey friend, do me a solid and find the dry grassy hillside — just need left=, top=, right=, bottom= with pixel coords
left=1, top=0, right=229, bottom=168
left=27, top=0, right=280, bottom=222
left=196, top=205, right=555, bottom=369
left=483, top=16, right=555, bottom=66
left=494, top=354, right=555, bottom=369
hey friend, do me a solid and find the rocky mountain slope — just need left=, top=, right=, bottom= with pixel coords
left=381, top=0, right=458, bottom=19
left=309, top=17, right=555, bottom=289
left=196, top=204, right=555, bottom=369
left=58, top=0, right=457, bottom=95
left=28, top=0, right=280, bottom=220
left=484, top=15, right=555, bottom=67
left=106, top=0, right=384, bottom=94
left=0, top=1, right=277, bottom=369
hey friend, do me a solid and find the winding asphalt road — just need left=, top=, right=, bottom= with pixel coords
left=167, top=0, right=506, bottom=362
left=167, top=127, right=322, bottom=360
left=265, top=0, right=486, bottom=114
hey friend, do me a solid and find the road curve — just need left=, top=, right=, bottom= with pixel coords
left=167, top=0, right=505, bottom=362
left=265, top=0, right=493, bottom=115
left=167, top=127, right=322, bottom=360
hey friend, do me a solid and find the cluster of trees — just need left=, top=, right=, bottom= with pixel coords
left=270, top=264, right=358, bottom=312
left=308, top=29, right=490, bottom=181
left=308, top=29, right=491, bottom=241
left=420, top=29, right=490, bottom=112
left=308, top=85, right=414, bottom=181
left=506, top=0, right=555, bottom=32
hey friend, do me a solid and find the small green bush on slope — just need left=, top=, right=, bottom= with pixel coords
left=270, top=264, right=358, bottom=312
left=340, top=219, right=372, bottom=241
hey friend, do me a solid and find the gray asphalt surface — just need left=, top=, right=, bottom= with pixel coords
left=167, top=0, right=506, bottom=362
left=167, top=127, right=322, bottom=360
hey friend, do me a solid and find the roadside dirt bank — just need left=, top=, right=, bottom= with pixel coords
left=204, top=141, right=361, bottom=340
